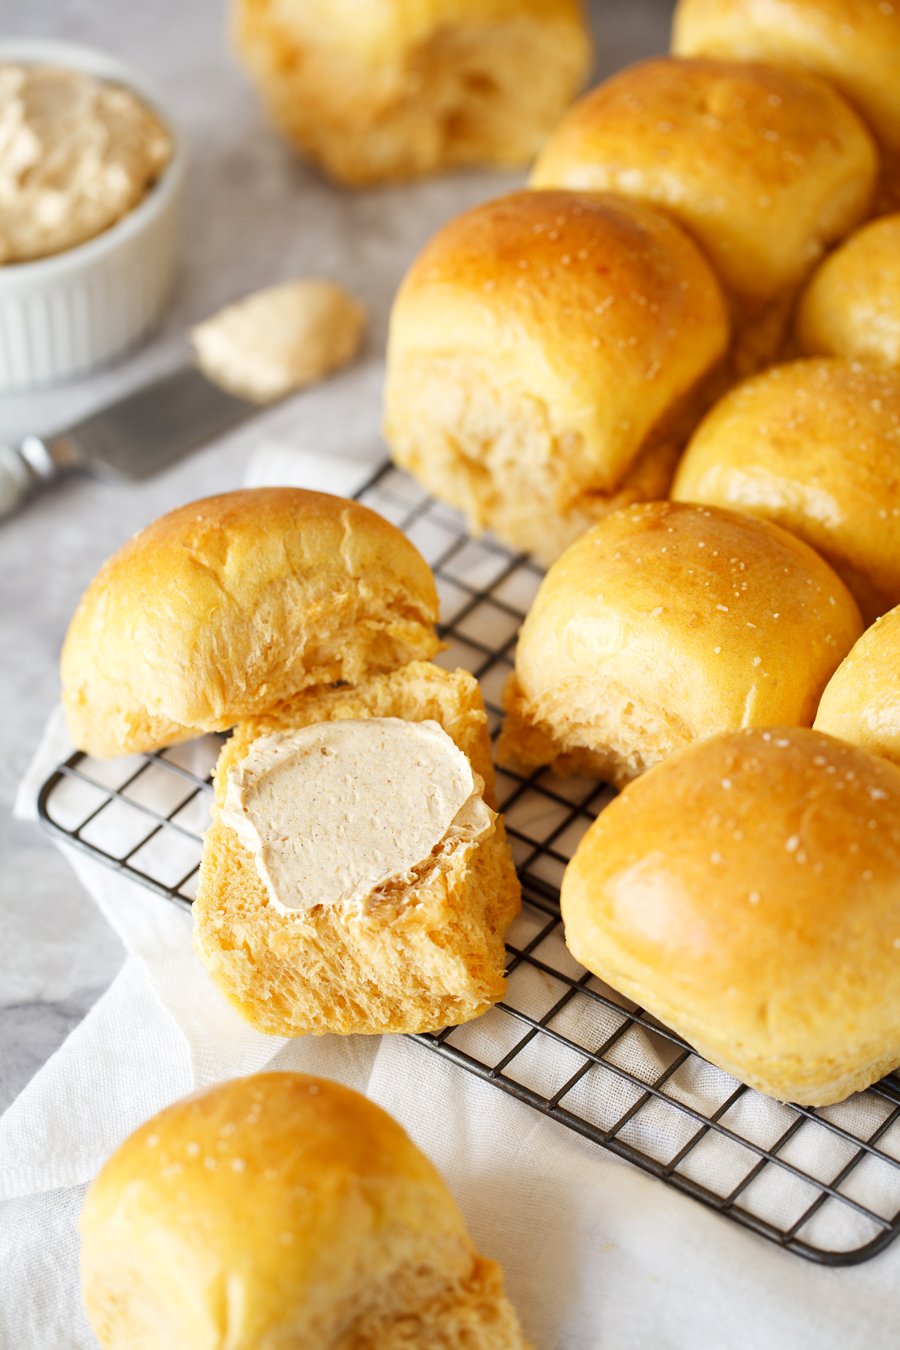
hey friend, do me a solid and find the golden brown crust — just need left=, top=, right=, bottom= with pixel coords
left=194, top=663, right=520, bottom=1037
left=498, top=501, right=863, bottom=785
left=61, top=489, right=440, bottom=758
left=795, top=216, right=900, bottom=371
left=81, top=1073, right=529, bottom=1348
left=385, top=190, right=729, bottom=562
left=561, top=727, right=900, bottom=1105
left=673, top=0, right=900, bottom=207
left=673, top=358, right=900, bottom=622
left=234, top=0, right=591, bottom=185
left=531, top=57, right=877, bottom=324
left=814, top=605, right=900, bottom=766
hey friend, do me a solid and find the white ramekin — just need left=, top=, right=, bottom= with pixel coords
left=0, top=39, right=187, bottom=392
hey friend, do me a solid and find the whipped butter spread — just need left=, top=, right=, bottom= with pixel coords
left=189, top=278, right=367, bottom=403
left=221, top=718, right=494, bottom=914
left=0, top=64, right=172, bottom=265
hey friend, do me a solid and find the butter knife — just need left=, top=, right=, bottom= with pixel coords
left=0, top=365, right=256, bottom=519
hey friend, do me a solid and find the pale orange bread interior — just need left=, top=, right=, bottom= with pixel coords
left=234, top=0, right=591, bottom=186
left=815, top=606, right=900, bottom=767
left=194, top=663, right=520, bottom=1037
left=672, top=0, right=900, bottom=211
left=673, top=358, right=900, bottom=622
left=498, top=500, right=863, bottom=787
left=81, top=1073, right=529, bottom=1349
left=385, top=190, right=730, bottom=565
left=795, top=216, right=900, bottom=371
left=530, top=56, right=877, bottom=375
left=61, top=488, right=440, bottom=758
left=561, top=727, right=900, bottom=1106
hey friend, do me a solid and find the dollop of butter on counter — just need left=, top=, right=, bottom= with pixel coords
left=0, top=64, right=172, bottom=264
left=221, top=718, right=494, bottom=913
left=189, top=278, right=367, bottom=403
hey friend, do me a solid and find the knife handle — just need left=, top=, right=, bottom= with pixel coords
left=0, top=436, right=73, bottom=520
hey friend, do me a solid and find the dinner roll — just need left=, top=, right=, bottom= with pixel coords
left=673, top=0, right=900, bottom=209
left=195, top=662, right=520, bottom=1037
left=796, top=216, right=900, bottom=371
left=61, top=489, right=439, bottom=758
left=385, top=190, right=730, bottom=564
left=561, top=727, right=900, bottom=1105
left=673, top=359, right=900, bottom=622
left=530, top=57, right=877, bottom=372
left=499, top=500, right=862, bottom=786
left=81, top=1072, right=528, bottom=1348
left=234, top=0, right=591, bottom=186
left=815, top=607, right=900, bottom=766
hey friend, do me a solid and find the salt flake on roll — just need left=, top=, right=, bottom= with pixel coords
left=499, top=500, right=862, bottom=786
left=80, top=1073, right=529, bottom=1347
left=384, top=190, right=730, bottom=565
left=561, top=727, right=900, bottom=1105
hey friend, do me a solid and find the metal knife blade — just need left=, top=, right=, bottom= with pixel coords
left=0, top=365, right=257, bottom=518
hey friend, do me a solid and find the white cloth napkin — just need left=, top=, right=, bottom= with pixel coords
left=5, top=440, right=900, bottom=1349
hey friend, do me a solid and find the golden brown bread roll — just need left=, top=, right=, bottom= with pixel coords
left=672, top=358, right=900, bottom=622
left=234, top=0, right=591, bottom=186
left=61, top=488, right=440, bottom=758
left=795, top=215, right=900, bottom=370
left=385, top=190, right=730, bottom=564
left=194, top=662, right=520, bottom=1037
left=672, top=0, right=900, bottom=209
left=814, top=606, right=900, bottom=765
left=81, top=1072, right=529, bottom=1348
left=530, top=56, right=878, bottom=373
left=498, top=500, right=863, bottom=786
left=561, top=727, right=900, bottom=1105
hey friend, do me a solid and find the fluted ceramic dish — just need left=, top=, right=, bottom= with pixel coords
left=0, top=39, right=187, bottom=392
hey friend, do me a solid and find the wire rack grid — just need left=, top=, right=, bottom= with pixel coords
left=38, top=461, right=900, bottom=1266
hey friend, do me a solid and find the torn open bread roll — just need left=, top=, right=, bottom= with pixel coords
left=61, top=488, right=440, bottom=758
left=194, top=662, right=520, bottom=1037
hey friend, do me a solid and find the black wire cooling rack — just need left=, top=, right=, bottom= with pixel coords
left=38, top=462, right=900, bottom=1266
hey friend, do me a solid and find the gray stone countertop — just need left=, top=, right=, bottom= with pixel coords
left=0, top=0, right=675, bottom=1112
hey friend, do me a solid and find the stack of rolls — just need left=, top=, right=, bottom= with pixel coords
left=388, top=0, right=900, bottom=1110
left=384, top=2, right=892, bottom=558
left=60, top=488, right=521, bottom=1038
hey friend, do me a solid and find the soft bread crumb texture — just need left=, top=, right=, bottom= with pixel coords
left=561, top=727, right=900, bottom=1105
left=796, top=216, right=900, bottom=371
left=673, top=358, right=900, bottom=622
left=815, top=604, right=900, bottom=766
left=233, top=0, right=591, bottom=185
left=61, top=489, right=440, bottom=758
left=80, top=1073, right=530, bottom=1348
left=531, top=57, right=877, bottom=325
left=194, top=663, right=520, bottom=1037
left=672, top=0, right=900, bottom=210
left=190, top=279, right=366, bottom=403
left=498, top=500, right=862, bottom=786
left=385, top=190, right=730, bottom=564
